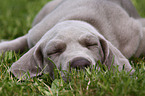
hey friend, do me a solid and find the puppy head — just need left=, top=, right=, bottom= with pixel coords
left=9, top=21, right=113, bottom=79
left=43, top=33, right=105, bottom=69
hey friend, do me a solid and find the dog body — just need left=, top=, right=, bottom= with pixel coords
left=28, top=0, right=143, bottom=58
left=0, top=0, right=145, bottom=79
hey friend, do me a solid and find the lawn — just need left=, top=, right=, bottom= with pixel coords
left=0, top=0, right=145, bottom=96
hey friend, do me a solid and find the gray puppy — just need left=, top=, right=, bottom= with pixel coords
left=0, top=0, right=145, bottom=79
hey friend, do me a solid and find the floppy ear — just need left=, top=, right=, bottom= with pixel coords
left=99, top=38, right=135, bottom=73
left=9, top=45, right=43, bottom=79
left=99, top=38, right=113, bottom=69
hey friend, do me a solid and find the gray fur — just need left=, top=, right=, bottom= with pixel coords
left=0, top=0, right=145, bottom=79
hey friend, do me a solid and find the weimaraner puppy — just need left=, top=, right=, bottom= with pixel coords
left=0, top=0, right=145, bottom=79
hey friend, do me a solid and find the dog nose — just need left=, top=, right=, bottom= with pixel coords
left=70, top=57, right=91, bottom=69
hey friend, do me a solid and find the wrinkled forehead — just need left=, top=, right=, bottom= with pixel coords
left=40, top=20, right=102, bottom=44
left=54, top=26, right=94, bottom=41
left=52, top=20, right=100, bottom=40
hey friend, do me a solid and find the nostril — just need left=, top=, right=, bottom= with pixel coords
left=70, top=57, right=91, bottom=69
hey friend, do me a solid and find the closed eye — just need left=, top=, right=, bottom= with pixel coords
left=79, top=35, right=99, bottom=48
left=46, top=41, right=66, bottom=56
left=85, top=41, right=98, bottom=47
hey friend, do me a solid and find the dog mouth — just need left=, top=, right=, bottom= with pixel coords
left=58, top=57, right=92, bottom=81
left=48, top=56, right=95, bottom=81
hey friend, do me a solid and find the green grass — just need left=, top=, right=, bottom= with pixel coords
left=0, top=0, right=145, bottom=96
left=132, top=0, right=145, bottom=17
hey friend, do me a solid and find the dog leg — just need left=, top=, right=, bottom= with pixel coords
left=137, top=18, right=145, bottom=27
left=109, top=0, right=140, bottom=18
left=0, top=35, right=28, bottom=54
left=135, top=27, right=145, bottom=57
left=120, top=0, right=140, bottom=18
